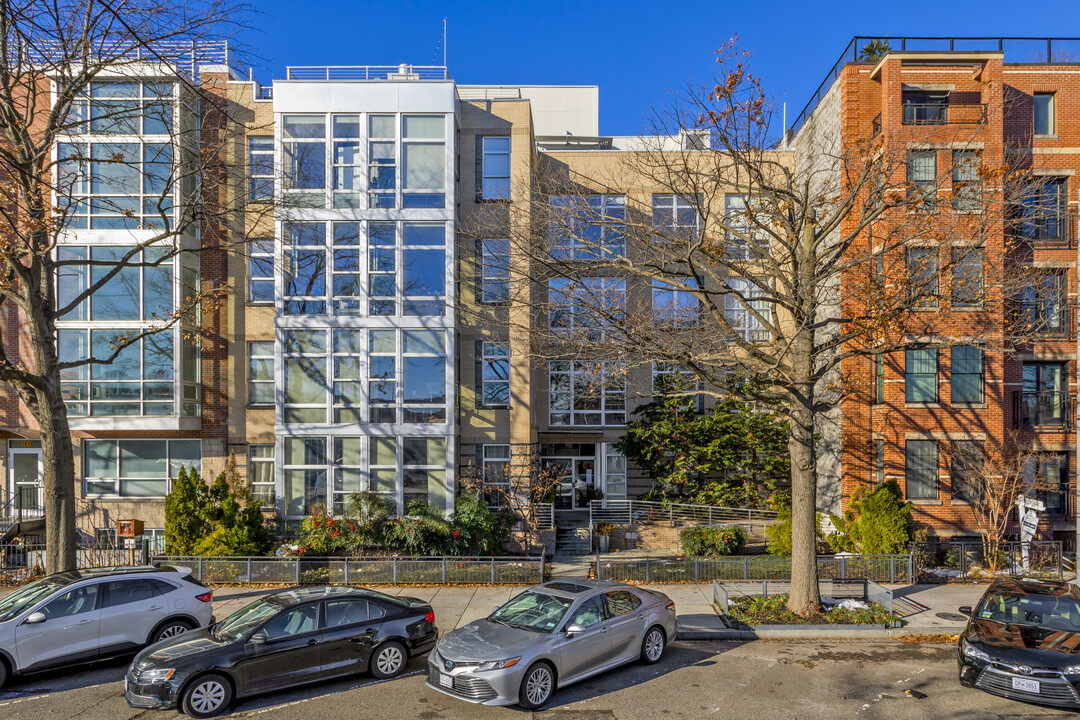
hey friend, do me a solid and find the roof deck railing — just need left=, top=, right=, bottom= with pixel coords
left=785, top=36, right=1080, bottom=144
left=22, top=38, right=238, bottom=81
left=284, top=64, right=449, bottom=81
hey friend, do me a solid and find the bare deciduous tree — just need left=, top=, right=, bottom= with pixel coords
left=464, top=39, right=1056, bottom=614
left=0, top=0, right=255, bottom=572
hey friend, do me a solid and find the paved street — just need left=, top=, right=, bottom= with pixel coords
left=2, top=638, right=1079, bottom=719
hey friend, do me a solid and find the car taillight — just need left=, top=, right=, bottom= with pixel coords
left=425, top=610, right=435, bottom=623
left=666, top=601, right=675, bottom=610
left=195, top=592, right=213, bottom=603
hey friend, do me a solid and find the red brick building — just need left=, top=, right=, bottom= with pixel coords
left=791, top=37, right=1078, bottom=547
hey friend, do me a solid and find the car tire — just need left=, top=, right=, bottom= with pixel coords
left=518, top=661, right=555, bottom=710
left=0, top=658, right=8, bottom=689
left=180, top=673, right=233, bottom=718
left=640, top=626, right=666, bottom=665
left=151, top=619, right=193, bottom=644
left=370, top=641, right=407, bottom=679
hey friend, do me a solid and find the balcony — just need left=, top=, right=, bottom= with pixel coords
left=1013, top=390, right=1074, bottom=428
left=902, top=102, right=987, bottom=125
left=1017, top=210, right=1077, bottom=244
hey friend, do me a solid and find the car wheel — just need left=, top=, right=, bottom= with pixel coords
left=181, top=673, right=233, bottom=718
left=518, top=661, right=555, bottom=710
left=152, top=619, right=193, bottom=644
left=641, top=626, right=666, bottom=665
left=370, top=641, right=407, bottom=679
left=0, top=659, right=8, bottom=689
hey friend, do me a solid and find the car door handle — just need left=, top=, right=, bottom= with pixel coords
left=637, top=614, right=644, bottom=619
left=78, top=619, right=93, bottom=625
left=148, top=605, right=163, bottom=611
left=600, top=628, right=608, bottom=633
left=307, top=639, right=322, bottom=646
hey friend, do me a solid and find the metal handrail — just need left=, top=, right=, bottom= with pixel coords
left=1013, top=390, right=1074, bottom=428
left=285, top=65, right=449, bottom=81
left=786, top=36, right=1080, bottom=142
left=901, top=102, right=987, bottom=125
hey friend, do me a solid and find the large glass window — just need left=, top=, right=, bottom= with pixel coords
left=248, top=137, right=274, bottom=202
left=332, top=436, right=363, bottom=515
left=482, top=445, right=510, bottom=508
left=402, top=114, right=446, bottom=208
left=906, top=246, right=939, bottom=307
left=283, top=329, right=328, bottom=423
left=59, top=329, right=174, bottom=416
left=1022, top=362, right=1067, bottom=426
left=368, top=115, right=397, bottom=209
left=549, top=361, right=625, bottom=426
left=549, top=277, right=626, bottom=342
left=369, top=330, right=397, bottom=423
left=283, top=222, right=327, bottom=315
left=248, top=445, right=275, bottom=504
left=56, top=246, right=173, bottom=322
left=247, top=239, right=274, bottom=305
left=724, top=278, right=771, bottom=343
left=951, top=440, right=983, bottom=503
left=58, top=142, right=174, bottom=230
left=369, top=221, right=396, bottom=316
left=331, top=222, right=362, bottom=316
left=332, top=329, right=363, bottom=423
left=1019, top=272, right=1066, bottom=333
left=481, top=341, right=510, bottom=407
left=951, top=150, right=981, bottom=212
left=481, top=137, right=510, bottom=200
left=652, top=194, right=698, bottom=242
left=653, top=277, right=702, bottom=327
left=248, top=341, right=274, bottom=406
left=1021, top=178, right=1068, bottom=241
left=951, top=246, right=983, bottom=308
left=549, top=195, right=626, bottom=260
left=84, top=439, right=199, bottom=497
left=332, top=115, right=361, bottom=209
left=403, top=437, right=448, bottom=512
left=84, top=81, right=174, bottom=135
left=402, top=222, right=446, bottom=316
left=480, top=239, right=510, bottom=303
left=950, top=346, right=984, bottom=404
left=283, top=437, right=326, bottom=517
left=724, top=195, right=770, bottom=260
left=282, top=115, right=326, bottom=205
left=403, top=329, right=447, bottom=423
left=1025, top=453, right=1068, bottom=515
left=905, top=348, right=938, bottom=403
left=905, top=439, right=938, bottom=500
left=907, top=150, right=937, bottom=210
left=369, top=436, right=397, bottom=499
left=1034, top=93, right=1055, bottom=136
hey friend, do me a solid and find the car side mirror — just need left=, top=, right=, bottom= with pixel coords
left=24, top=611, right=46, bottom=625
left=959, top=606, right=973, bottom=616
left=249, top=631, right=267, bottom=645
left=492, top=605, right=500, bottom=613
left=565, top=623, right=585, bottom=639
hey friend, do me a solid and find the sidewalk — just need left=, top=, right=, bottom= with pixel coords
left=206, top=581, right=991, bottom=641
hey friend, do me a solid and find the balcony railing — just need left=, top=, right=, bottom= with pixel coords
left=285, top=65, right=449, bottom=81
left=1013, top=390, right=1074, bottom=428
left=1018, top=211, right=1077, bottom=244
left=902, top=102, right=987, bottom=125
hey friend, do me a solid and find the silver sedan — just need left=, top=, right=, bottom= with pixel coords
left=426, top=579, right=678, bottom=708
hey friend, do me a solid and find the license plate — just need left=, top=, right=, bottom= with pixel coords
left=1012, top=677, right=1040, bottom=693
left=439, top=673, right=453, bottom=688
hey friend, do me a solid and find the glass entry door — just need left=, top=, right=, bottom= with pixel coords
left=8, top=449, right=43, bottom=515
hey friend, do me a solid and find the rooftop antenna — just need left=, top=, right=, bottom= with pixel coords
left=433, top=18, right=447, bottom=68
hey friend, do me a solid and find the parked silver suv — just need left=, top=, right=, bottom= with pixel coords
left=0, top=565, right=213, bottom=686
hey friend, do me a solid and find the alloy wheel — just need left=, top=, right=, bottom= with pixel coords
left=189, top=679, right=226, bottom=715
left=157, top=623, right=189, bottom=640
left=526, top=666, right=553, bottom=706
left=645, top=629, right=664, bottom=662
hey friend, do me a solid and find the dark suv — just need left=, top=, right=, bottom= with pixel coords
left=958, top=577, right=1080, bottom=708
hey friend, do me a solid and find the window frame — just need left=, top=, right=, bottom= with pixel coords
left=951, top=150, right=982, bottom=212
left=480, top=239, right=510, bottom=304
left=481, top=341, right=510, bottom=408
left=723, top=277, right=771, bottom=343
left=247, top=136, right=275, bottom=203
left=548, top=360, right=626, bottom=427
left=247, top=239, right=274, bottom=305
left=1034, top=92, right=1055, bottom=136
left=482, top=444, right=511, bottom=509
left=907, top=150, right=937, bottom=210
left=248, top=444, right=275, bottom=504
left=481, top=136, right=511, bottom=201
left=247, top=340, right=275, bottom=407
left=83, top=438, right=201, bottom=498
left=905, top=348, right=938, bottom=403
left=905, top=439, right=939, bottom=500
left=950, top=346, right=984, bottom=404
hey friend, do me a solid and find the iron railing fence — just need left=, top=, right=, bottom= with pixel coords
left=21, top=39, right=238, bottom=80
left=589, top=500, right=778, bottom=552
left=152, top=554, right=545, bottom=586
left=1, top=543, right=148, bottom=585
left=285, top=65, right=449, bottom=81
left=534, top=503, right=555, bottom=531
left=713, top=579, right=895, bottom=617
left=1013, top=390, right=1075, bottom=429
left=911, top=540, right=1063, bottom=581
left=596, top=553, right=912, bottom=585
left=901, top=102, right=987, bottom=125
left=786, top=36, right=1080, bottom=142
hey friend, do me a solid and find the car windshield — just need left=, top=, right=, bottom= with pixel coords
left=488, top=591, right=572, bottom=633
left=0, top=575, right=73, bottom=623
left=213, top=597, right=284, bottom=641
left=976, top=592, right=1080, bottom=632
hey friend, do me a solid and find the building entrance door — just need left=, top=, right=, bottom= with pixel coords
left=7, top=448, right=43, bottom=517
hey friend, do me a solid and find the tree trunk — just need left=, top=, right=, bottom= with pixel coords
left=39, top=381, right=78, bottom=573
left=786, top=391, right=821, bottom=615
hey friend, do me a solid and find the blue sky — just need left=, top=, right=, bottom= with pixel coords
left=235, top=0, right=1080, bottom=136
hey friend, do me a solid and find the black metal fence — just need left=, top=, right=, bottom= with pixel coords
left=911, top=541, right=1062, bottom=581
left=151, top=554, right=546, bottom=586
left=596, top=554, right=913, bottom=584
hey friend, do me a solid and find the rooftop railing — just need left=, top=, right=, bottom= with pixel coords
left=285, top=65, right=449, bottom=81
left=22, top=39, right=238, bottom=80
left=786, top=36, right=1080, bottom=143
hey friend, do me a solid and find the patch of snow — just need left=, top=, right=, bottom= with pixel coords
left=925, top=567, right=962, bottom=578
left=826, top=598, right=870, bottom=612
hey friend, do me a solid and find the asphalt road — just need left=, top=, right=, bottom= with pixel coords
left=1, top=639, right=1076, bottom=720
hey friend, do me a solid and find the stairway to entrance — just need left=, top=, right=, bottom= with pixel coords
left=551, top=511, right=593, bottom=578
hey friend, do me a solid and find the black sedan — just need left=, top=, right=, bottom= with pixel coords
left=125, top=586, right=438, bottom=717
left=958, top=577, right=1080, bottom=708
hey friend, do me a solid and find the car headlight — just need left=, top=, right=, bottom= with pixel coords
left=961, top=640, right=992, bottom=663
left=475, top=657, right=521, bottom=672
left=1064, top=666, right=1080, bottom=675
left=140, top=668, right=176, bottom=684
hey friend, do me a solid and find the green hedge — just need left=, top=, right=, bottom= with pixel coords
left=681, top=525, right=746, bottom=556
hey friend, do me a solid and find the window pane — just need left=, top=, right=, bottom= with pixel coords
left=403, top=249, right=444, bottom=295
left=85, top=440, right=118, bottom=477
left=119, top=440, right=167, bottom=478
left=169, top=441, right=201, bottom=477
left=404, top=357, right=445, bottom=404
left=403, top=115, right=444, bottom=139
left=403, top=143, right=445, bottom=190
left=403, top=437, right=447, bottom=466
left=370, top=437, right=397, bottom=466
left=283, top=115, right=325, bottom=139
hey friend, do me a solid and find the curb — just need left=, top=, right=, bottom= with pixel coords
left=676, top=625, right=963, bottom=641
